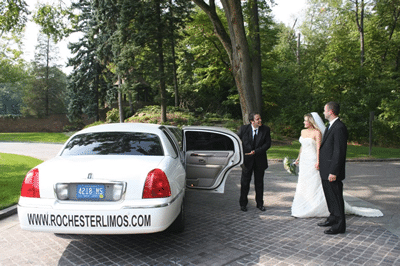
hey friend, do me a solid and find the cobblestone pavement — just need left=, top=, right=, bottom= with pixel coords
left=1, top=160, right=400, bottom=266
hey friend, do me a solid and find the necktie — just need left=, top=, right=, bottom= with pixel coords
left=252, top=129, right=257, bottom=148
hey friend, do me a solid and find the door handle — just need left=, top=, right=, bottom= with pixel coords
left=199, top=159, right=206, bottom=163
left=191, top=153, right=213, bottom=157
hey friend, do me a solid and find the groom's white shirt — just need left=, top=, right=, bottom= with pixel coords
left=251, top=125, right=257, bottom=137
left=329, top=117, right=339, bottom=128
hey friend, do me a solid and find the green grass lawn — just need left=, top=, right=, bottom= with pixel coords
left=0, top=153, right=43, bottom=210
left=0, top=132, right=70, bottom=143
left=268, top=140, right=400, bottom=160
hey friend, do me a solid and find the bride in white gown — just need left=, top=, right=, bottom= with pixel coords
left=291, top=112, right=383, bottom=218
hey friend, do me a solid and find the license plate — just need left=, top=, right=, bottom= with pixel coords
left=76, top=184, right=105, bottom=200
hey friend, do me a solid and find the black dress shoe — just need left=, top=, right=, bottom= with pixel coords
left=324, top=228, right=345, bottom=235
left=318, top=220, right=335, bottom=227
left=240, top=206, right=247, bottom=212
left=257, top=206, right=266, bottom=211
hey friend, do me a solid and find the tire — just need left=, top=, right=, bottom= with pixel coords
left=167, top=199, right=185, bottom=233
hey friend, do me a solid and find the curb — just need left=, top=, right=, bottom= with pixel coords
left=0, top=205, right=17, bottom=220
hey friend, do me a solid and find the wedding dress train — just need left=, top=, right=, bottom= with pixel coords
left=291, top=137, right=383, bottom=218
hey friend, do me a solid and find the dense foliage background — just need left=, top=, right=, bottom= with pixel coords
left=1, top=0, right=400, bottom=146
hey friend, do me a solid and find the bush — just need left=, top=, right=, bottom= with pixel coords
left=372, top=120, right=400, bottom=148
left=122, top=104, right=242, bottom=131
left=63, top=123, right=85, bottom=132
left=224, top=120, right=241, bottom=132
left=84, top=121, right=105, bottom=129
left=268, top=121, right=300, bottom=139
left=0, top=114, right=22, bottom=119
left=106, top=107, right=134, bottom=123
left=106, top=108, right=119, bottom=122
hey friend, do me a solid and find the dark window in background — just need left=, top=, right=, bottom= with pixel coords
left=61, top=132, right=164, bottom=156
left=185, top=131, right=234, bottom=151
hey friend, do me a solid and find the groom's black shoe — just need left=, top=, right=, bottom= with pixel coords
left=324, top=228, right=345, bottom=235
left=257, top=206, right=266, bottom=211
left=318, top=220, right=335, bottom=227
left=240, top=206, right=247, bottom=212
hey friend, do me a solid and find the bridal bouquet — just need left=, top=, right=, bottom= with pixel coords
left=283, top=157, right=297, bottom=175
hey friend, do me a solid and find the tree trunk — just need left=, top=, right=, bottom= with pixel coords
left=297, top=33, right=301, bottom=65
left=249, top=0, right=263, bottom=113
left=355, top=0, right=365, bottom=66
left=118, top=75, right=124, bottom=123
left=193, top=0, right=258, bottom=124
left=128, top=93, right=134, bottom=115
left=155, top=0, right=167, bottom=123
left=169, top=0, right=179, bottom=107
left=45, top=36, right=50, bottom=116
left=382, top=7, right=400, bottom=62
left=94, top=62, right=100, bottom=122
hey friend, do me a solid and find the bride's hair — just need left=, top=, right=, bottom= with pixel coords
left=304, top=113, right=319, bottom=131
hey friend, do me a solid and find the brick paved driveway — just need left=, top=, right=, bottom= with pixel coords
left=1, top=163, right=400, bottom=265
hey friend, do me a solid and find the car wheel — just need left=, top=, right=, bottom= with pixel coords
left=168, top=199, right=185, bottom=233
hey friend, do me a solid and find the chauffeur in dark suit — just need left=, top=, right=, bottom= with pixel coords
left=318, top=102, right=348, bottom=234
left=237, top=113, right=271, bottom=212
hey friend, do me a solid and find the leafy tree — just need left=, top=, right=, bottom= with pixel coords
left=254, top=1, right=280, bottom=118
left=266, top=23, right=309, bottom=135
left=32, top=2, right=75, bottom=43
left=0, top=83, right=24, bottom=115
left=107, top=0, right=193, bottom=122
left=22, top=64, right=67, bottom=117
left=246, top=0, right=263, bottom=113
left=22, top=32, right=66, bottom=117
left=3, top=0, right=399, bottom=146
left=0, top=31, right=28, bottom=115
left=369, top=0, right=400, bottom=144
left=266, top=0, right=399, bottom=144
left=192, top=0, right=265, bottom=123
left=67, top=0, right=108, bottom=124
left=0, top=0, right=29, bottom=35
left=176, top=7, right=238, bottom=115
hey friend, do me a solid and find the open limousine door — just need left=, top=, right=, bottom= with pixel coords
left=182, top=126, right=243, bottom=193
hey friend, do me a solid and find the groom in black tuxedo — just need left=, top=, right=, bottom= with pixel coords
left=237, top=113, right=271, bottom=212
left=318, top=102, right=348, bottom=234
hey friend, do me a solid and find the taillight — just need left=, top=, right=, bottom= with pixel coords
left=21, top=168, right=40, bottom=198
left=142, top=169, right=171, bottom=198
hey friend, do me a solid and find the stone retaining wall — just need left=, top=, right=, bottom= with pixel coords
left=0, top=114, right=94, bottom=132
